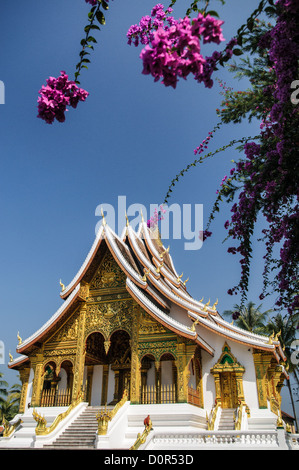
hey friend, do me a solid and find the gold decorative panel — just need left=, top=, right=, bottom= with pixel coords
left=90, top=251, right=126, bottom=290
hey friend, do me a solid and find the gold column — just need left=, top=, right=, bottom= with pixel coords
left=212, top=372, right=222, bottom=404
left=72, top=306, right=86, bottom=401
left=252, top=350, right=272, bottom=409
left=235, top=371, right=245, bottom=402
left=18, top=367, right=30, bottom=413
left=155, top=360, right=161, bottom=403
left=31, top=354, right=44, bottom=407
left=130, top=303, right=140, bottom=404
left=176, top=340, right=189, bottom=403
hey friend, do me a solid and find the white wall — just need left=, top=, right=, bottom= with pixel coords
left=197, top=327, right=259, bottom=411
left=91, top=365, right=103, bottom=406
left=25, top=368, right=34, bottom=409
left=57, top=368, right=67, bottom=390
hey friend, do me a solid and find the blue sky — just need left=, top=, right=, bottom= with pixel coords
left=0, top=0, right=297, bottom=415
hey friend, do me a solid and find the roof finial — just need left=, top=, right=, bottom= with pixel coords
left=183, top=277, right=189, bottom=286
left=274, top=330, right=281, bottom=341
left=177, top=272, right=183, bottom=283
left=125, top=212, right=129, bottom=227
left=268, top=331, right=275, bottom=344
left=9, top=351, right=13, bottom=363
left=212, top=298, right=218, bottom=312
left=203, top=299, right=210, bottom=311
left=199, top=297, right=204, bottom=303
left=101, top=207, right=106, bottom=226
left=60, top=279, right=65, bottom=292
left=189, top=317, right=200, bottom=332
left=17, top=332, right=22, bottom=345
left=160, top=246, right=170, bottom=259
left=141, top=268, right=150, bottom=282
left=156, top=261, right=164, bottom=274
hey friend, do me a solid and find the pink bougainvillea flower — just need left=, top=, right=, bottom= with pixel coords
left=37, top=71, right=89, bottom=124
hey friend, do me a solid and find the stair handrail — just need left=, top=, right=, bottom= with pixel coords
left=2, top=416, right=23, bottom=438
left=234, top=400, right=250, bottom=431
left=33, top=389, right=85, bottom=436
left=96, top=389, right=128, bottom=436
left=130, top=415, right=153, bottom=450
left=206, top=402, right=220, bottom=430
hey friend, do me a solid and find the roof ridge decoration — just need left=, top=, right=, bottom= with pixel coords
left=126, top=278, right=214, bottom=356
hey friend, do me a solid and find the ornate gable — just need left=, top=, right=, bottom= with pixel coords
left=90, top=250, right=126, bottom=291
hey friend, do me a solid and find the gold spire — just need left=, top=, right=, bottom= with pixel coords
left=268, top=331, right=275, bottom=344
left=17, top=332, right=22, bottom=345
left=101, top=207, right=106, bottom=226
left=189, top=317, right=200, bottom=332
left=156, top=262, right=164, bottom=274
left=60, top=279, right=65, bottom=292
left=141, top=268, right=150, bottom=282
left=160, top=246, right=170, bottom=259
left=9, top=351, right=13, bottom=363
left=125, top=212, right=129, bottom=227
left=274, top=330, right=281, bottom=341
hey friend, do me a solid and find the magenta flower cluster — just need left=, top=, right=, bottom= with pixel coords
left=37, top=71, right=89, bottom=124
left=221, top=0, right=299, bottom=313
left=147, top=205, right=167, bottom=229
left=127, top=4, right=232, bottom=89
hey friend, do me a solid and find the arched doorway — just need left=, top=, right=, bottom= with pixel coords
left=109, top=330, right=131, bottom=404
left=84, top=330, right=131, bottom=406
left=211, top=343, right=245, bottom=409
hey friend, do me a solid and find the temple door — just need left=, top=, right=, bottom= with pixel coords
left=220, top=372, right=238, bottom=408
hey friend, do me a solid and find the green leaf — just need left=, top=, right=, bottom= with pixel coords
left=233, top=49, right=243, bottom=56
left=96, top=10, right=105, bottom=25
left=206, top=10, right=220, bottom=18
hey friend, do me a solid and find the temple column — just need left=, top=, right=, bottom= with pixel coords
left=72, top=306, right=86, bottom=402
left=130, top=303, right=140, bottom=404
left=253, top=350, right=273, bottom=409
left=212, top=371, right=222, bottom=405
left=155, top=360, right=162, bottom=403
left=18, top=367, right=30, bottom=413
left=176, top=340, right=189, bottom=403
left=235, top=371, right=245, bottom=403
left=31, top=353, right=44, bottom=407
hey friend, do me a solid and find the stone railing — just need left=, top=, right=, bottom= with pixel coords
left=146, top=430, right=280, bottom=449
left=286, top=433, right=299, bottom=450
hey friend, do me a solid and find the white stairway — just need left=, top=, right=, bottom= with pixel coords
left=217, top=408, right=235, bottom=431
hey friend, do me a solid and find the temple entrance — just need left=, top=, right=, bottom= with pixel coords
left=220, top=372, right=238, bottom=409
left=211, top=343, right=245, bottom=410
left=84, top=330, right=131, bottom=406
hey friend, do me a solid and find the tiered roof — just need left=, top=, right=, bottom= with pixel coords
left=9, top=217, right=287, bottom=371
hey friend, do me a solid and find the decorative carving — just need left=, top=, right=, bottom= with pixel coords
left=138, top=341, right=177, bottom=362
left=50, top=310, right=80, bottom=342
left=139, top=309, right=167, bottom=335
left=85, top=300, right=133, bottom=340
left=90, top=251, right=126, bottom=290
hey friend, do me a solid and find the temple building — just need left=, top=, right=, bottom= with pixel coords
left=1, top=216, right=296, bottom=450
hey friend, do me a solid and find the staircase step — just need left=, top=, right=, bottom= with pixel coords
left=218, top=409, right=236, bottom=431
left=44, top=406, right=100, bottom=449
